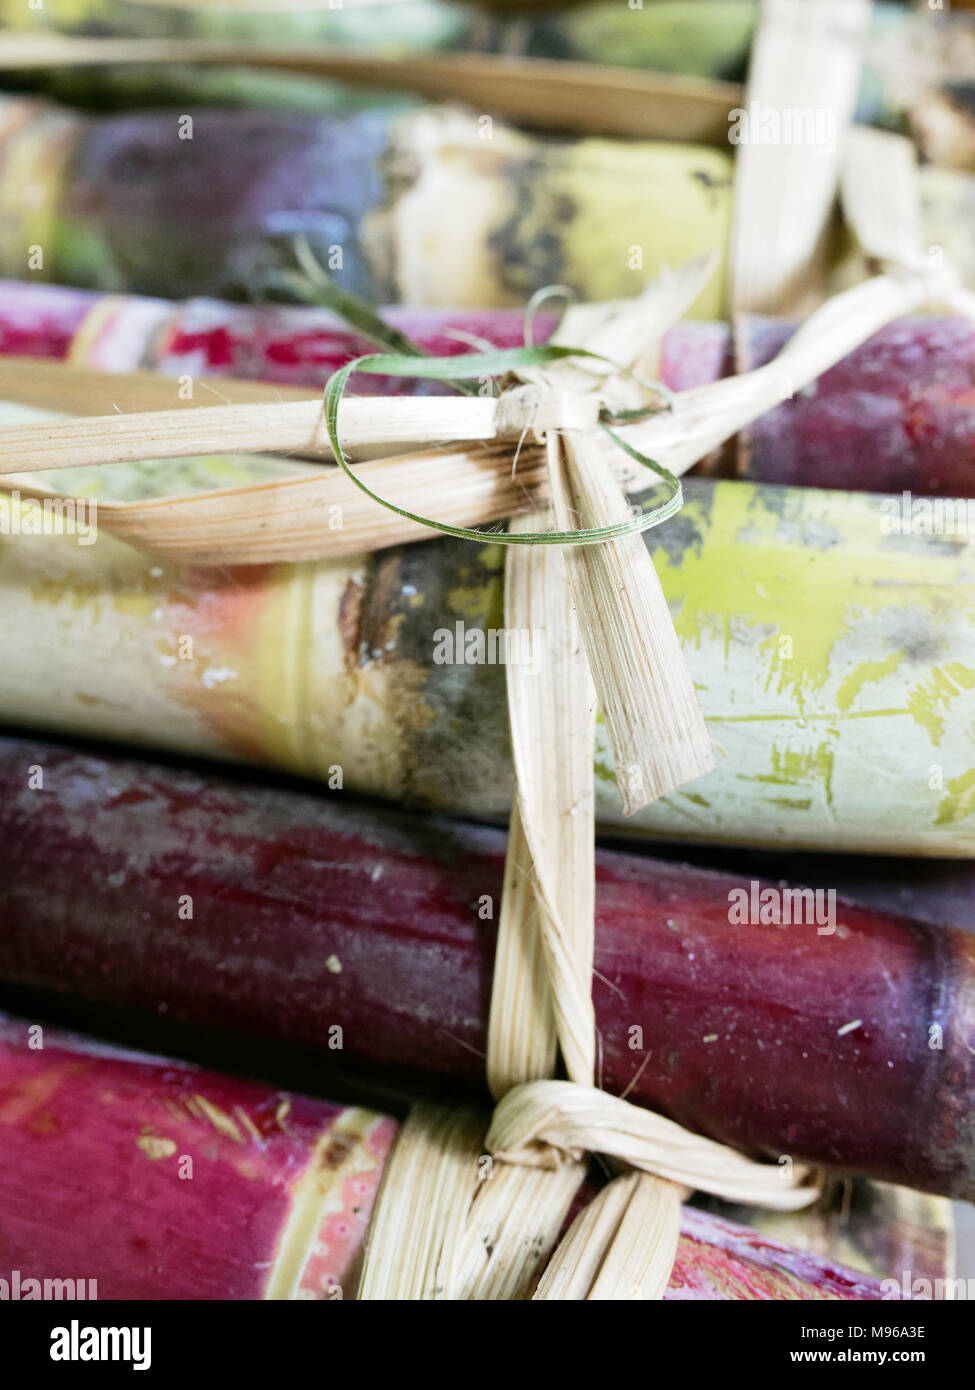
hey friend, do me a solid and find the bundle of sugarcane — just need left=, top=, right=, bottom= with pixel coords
left=0, top=1010, right=926, bottom=1301
left=0, top=13, right=945, bottom=869
left=0, top=132, right=973, bottom=856
left=0, top=93, right=732, bottom=311
left=0, top=0, right=968, bottom=1302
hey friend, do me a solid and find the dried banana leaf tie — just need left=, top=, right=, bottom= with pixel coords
left=493, top=385, right=600, bottom=440
left=354, top=279, right=826, bottom=1302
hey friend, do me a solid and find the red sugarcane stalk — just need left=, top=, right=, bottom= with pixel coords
left=0, top=278, right=717, bottom=394
left=0, top=736, right=972, bottom=1201
left=3, top=279, right=975, bottom=497
left=666, top=842, right=975, bottom=938
left=0, top=1011, right=889, bottom=1300
left=737, top=314, right=975, bottom=497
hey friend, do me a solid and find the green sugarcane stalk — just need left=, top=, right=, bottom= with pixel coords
left=0, top=468, right=972, bottom=856
left=0, top=92, right=733, bottom=313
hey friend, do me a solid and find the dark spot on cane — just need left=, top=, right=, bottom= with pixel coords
left=319, top=1133, right=356, bottom=1170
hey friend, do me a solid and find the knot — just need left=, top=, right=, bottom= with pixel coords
left=886, top=248, right=964, bottom=308
left=494, top=385, right=601, bottom=443
left=486, top=1080, right=818, bottom=1210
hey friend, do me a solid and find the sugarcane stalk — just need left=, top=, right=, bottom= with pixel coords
left=0, top=466, right=972, bottom=854
left=10, top=280, right=975, bottom=502
left=1, top=735, right=973, bottom=1199
left=736, top=312, right=975, bottom=495
left=0, top=281, right=570, bottom=391
left=0, top=0, right=469, bottom=114
left=0, top=1009, right=895, bottom=1299
left=0, top=0, right=470, bottom=50
left=0, top=95, right=733, bottom=313
left=0, top=281, right=97, bottom=360
left=669, top=1207, right=891, bottom=1301
left=713, top=1179, right=955, bottom=1294
left=517, top=0, right=758, bottom=82
left=663, top=841, right=975, bottom=938
left=0, top=1006, right=392, bottom=1301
